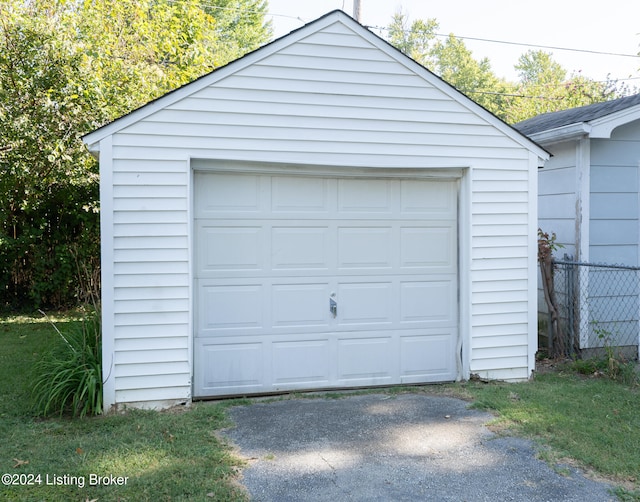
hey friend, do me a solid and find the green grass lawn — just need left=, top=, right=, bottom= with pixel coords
left=0, top=314, right=247, bottom=501
left=1, top=313, right=639, bottom=501
left=462, top=373, right=640, bottom=499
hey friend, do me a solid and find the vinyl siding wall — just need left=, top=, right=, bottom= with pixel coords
left=538, top=141, right=579, bottom=258
left=101, top=19, right=538, bottom=408
left=590, top=120, right=640, bottom=265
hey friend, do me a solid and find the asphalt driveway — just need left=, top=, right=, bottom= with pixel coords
left=221, top=393, right=616, bottom=501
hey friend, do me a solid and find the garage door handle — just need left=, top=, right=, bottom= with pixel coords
left=329, top=297, right=337, bottom=318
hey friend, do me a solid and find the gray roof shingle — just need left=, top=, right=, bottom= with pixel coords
left=513, top=93, right=640, bottom=136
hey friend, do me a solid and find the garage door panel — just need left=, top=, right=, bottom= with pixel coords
left=338, top=227, right=394, bottom=269
left=337, top=282, right=394, bottom=326
left=338, top=336, right=395, bottom=383
left=199, top=284, right=263, bottom=332
left=195, top=172, right=262, bottom=216
left=271, top=176, right=329, bottom=213
left=400, top=332, right=457, bottom=382
left=271, top=283, right=330, bottom=328
left=401, top=179, right=457, bottom=217
left=400, top=226, right=456, bottom=270
left=338, top=178, right=393, bottom=214
left=271, top=226, right=331, bottom=270
left=272, top=340, right=331, bottom=385
left=400, top=280, right=457, bottom=324
left=196, top=340, right=264, bottom=392
left=197, top=224, right=264, bottom=273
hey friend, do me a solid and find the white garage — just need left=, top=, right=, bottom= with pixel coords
left=83, top=10, right=548, bottom=411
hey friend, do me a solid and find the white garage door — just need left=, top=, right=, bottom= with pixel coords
left=193, top=170, right=458, bottom=397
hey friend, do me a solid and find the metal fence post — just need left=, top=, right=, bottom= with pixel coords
left=563, top=254, right=576, bottom=358
left=637, top=268, right=640, bottom=362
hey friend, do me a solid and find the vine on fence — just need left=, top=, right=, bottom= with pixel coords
left=538, top=228, right=565, bottom=357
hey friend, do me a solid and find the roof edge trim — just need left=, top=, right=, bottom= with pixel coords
left=589, top=104, right=640, bottom=138
left=528, top=123, right=591, bottom=146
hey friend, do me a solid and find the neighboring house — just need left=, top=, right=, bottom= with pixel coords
left=515, top=93, right=640, bottom=357
left=83, top=10, right=548, bottom=412
left=515, top=93, right=640, bottom=265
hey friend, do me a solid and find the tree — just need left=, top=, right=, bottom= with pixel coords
left=0, top=4, right=98, bottom=307
left=0, top=0, right=271, bottom=309
left=503, top=50, right=620, bottom=123
left=384, top=12, right=625, bottom=124
left=386, top=11, right=438, bottom=68
left=431, top=34, right=513, bottom=117
left=385, top=11, right=511, bottom=118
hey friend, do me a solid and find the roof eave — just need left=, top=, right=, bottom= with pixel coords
left=528, top=122, right=592, bottom=146
left=589, top=103, right=640, bottom=138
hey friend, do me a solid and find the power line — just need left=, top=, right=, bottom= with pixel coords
left=139, top=2, right=640, bottom=60
left=369, top=24, right=640, bottom=59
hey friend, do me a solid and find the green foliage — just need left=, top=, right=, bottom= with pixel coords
left=0, top=3, right=101, bottom=308
left=569, top=322, right=640, bottom=387
left=0, top=0, right=271, bottom=310
left=503, top=50, right=620, bottom=123
left=31, top=309, right=103, bottom=417
left=386, top=11, right=438, bottom=67
left=384, top=11, right=628, bottom=124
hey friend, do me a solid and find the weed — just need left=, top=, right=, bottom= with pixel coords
left=613, top=486, right=640, bottom=501
left=570, top=322, right=640, bottom=387
left=31, top=308, right=102, bottom=417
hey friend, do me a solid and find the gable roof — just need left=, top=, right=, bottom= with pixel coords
left=83, top=10, right=548, bottom=160
left=514, top=93, right=640, bottom=139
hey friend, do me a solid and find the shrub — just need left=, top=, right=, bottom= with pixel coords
left=32, top=309, right=102, bottom=417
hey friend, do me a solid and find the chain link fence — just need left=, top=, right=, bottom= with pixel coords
left=551, top=258, right=640, bottom=360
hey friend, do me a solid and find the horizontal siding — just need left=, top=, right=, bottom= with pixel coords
left=105, top=17, right=539, bottom=406
left=589, top=245, right=637, bottom=265
left=472, top=323, right=529, bottom=338
left=114, top=299, right=190, bottom=314
left=170, top=91, right=475, bottom=121
left=469, top=162, right=532, bottom=379
left=114, top=262, right=188, bottom=275
left=114, top=286, right=188, bottom=301
left=149, top=107, right=500, bottom=135
left=112, top=133, right=523, bottom=157
left=114, top=210, right=187, bottom=224
left=111, top=146, right=525, bottom=169
left=114, top=324, right=189, bottom=339
left=117, top=361, right=189, bottom=378
left=114, top=236, right=188, bottom=250
left=472, top=366, right=530, bottom=381
left=591, top=138, right=640, bottom=166
left=121, top=123, right=514, bottom=150
left=472, top=333, right=529, bottom=349
left=116, top=348, right=189, bottom=365
left=116, top=374, right=190, bottom=391
left=472, top=278, right=528, bottom=292
left=590, top=131, right=640, bottom=266
left=471, top=355, right=528, bottom=372
left=114, top=336, right=188, bottom=352
left=537, top=141, right=578, bottom=256
left=115, top=386, right=191, bottom=405
left=114, top=274, right=188, bottom=288
left=472, top=344, right=528, bottom=360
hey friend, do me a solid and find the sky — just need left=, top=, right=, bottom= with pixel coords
left=265, top=0, right=640, bottom=86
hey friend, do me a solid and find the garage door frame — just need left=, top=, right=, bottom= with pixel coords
left=190, top=159, right=470, bottom=398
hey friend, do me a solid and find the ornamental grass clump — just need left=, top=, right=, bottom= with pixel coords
left=32, top=309, right=102, bottom=417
